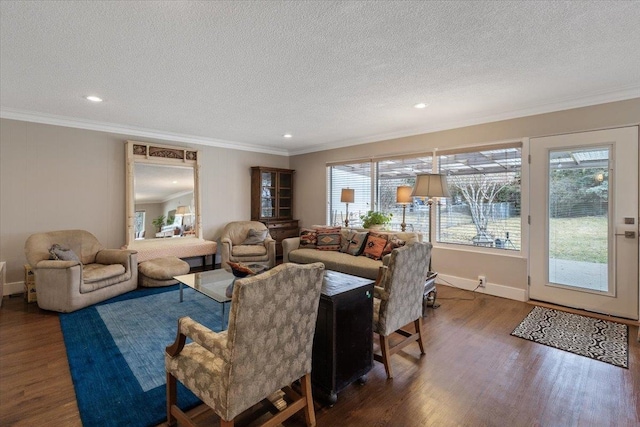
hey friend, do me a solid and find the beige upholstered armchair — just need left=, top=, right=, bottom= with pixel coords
left=165, top=262, right=325, bottom=427
left=24, top=230, right=138, bottom=313
left=220, top=221, right=275, bottom=270
left=373, top=242, right=432, bottom=378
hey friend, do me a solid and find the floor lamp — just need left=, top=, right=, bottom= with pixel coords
left=341, top=188, right=354, bottom=227
left=411, top=173, right=450, bottom=272
left=396, top=186, right=413, bottom=232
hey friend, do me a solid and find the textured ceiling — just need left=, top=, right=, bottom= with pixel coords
left=1, top=1, right=639, bottom=156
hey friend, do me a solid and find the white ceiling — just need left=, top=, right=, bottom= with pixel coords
left=1, top=1, right=639, bottom=156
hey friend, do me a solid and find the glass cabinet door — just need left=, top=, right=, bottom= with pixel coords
left=261, top=171, right=276, bottom=218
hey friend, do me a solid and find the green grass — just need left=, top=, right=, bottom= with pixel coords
left=549, top=216, right=607, bottom=263
left=439, top=215, right=607, bottom=263
left=394, top=210, right=608, bottom=263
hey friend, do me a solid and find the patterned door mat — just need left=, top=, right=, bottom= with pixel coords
left=511, top=306, right=628, bottom=368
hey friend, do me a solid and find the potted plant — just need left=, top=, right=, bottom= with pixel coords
left=360, top=210, right=393, bottom=229
left=152, top=215, right=166, bottom=232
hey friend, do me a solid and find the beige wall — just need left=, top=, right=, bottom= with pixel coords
left=2, top=98, right=639, bottom=296
left=290, top=98, right=640, bottom=299
left=0, top=119, right=289, bottom=284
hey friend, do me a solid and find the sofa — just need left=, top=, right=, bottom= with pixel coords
left=283, top=227, right=422, bottom=280
left=24, top=229, right=138, bottom=313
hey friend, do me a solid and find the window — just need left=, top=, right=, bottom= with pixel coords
left=327, top=156, right=433, bottom=232
left=327, top=143, right=522, bottom=250
left=327, top=162, right=373, bottom=227
left=438, top=145, right=522, bottom=250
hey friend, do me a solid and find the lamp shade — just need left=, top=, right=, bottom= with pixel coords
left=176, top=206, right=189, bottom=215
left=396, top=186, right=413, bottom=204
left=340, top=188, right=355, bottom=203
left=411, top=174, right=451, bottom=198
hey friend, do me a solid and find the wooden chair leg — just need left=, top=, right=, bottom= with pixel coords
left=166, top=372, right=177, bottom=427
left=415, top=318, right=426, bottom=354
left=380, top=335, right=393, bottom=379
left=300, top=373, right=316, bottom=427
left=220, top=419, right=234, bottom=427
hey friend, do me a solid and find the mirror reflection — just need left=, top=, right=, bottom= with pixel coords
left=134, top=163, right=195, bottom=240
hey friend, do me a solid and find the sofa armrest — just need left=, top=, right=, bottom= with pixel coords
left=282, top=237, right=301, bottom=263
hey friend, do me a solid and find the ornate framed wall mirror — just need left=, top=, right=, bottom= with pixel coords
left=125, top=140, right=202, bottom=247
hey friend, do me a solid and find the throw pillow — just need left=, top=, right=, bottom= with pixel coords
left=316, top=227, right=341, bottom=251
left=341, top=231, right=369, bottom=256
left=382, top=235, right=407, bottom=256
left=49, top=244, right=80, bottom=262
left=363, top=234, right=388, bottom=260
left=299, top=228, right=318, bottom=249
left=241, top=228, right=269, bottom=245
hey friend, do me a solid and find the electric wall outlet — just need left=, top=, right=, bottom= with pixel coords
left=478, top=276, right=486, bottom=287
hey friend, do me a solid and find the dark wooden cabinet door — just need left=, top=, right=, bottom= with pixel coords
left=312, top=272, right=373, bottom=403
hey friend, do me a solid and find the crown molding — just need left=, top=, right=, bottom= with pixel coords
left=0, top=108, right=290, bottom=157
left=3, top=86, right=639, bottom=158
left=288, top=86, right=640, bottom=156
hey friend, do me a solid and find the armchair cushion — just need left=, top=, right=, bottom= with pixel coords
left=240, top=228, right=269, bottom=245
left=232, top=245, right=267, bottom=257
left=83, top=263, right=126, bottom=283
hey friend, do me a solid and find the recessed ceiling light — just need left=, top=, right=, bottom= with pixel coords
left=85, top=95, right=103, bottom=102
left=283, top=134, right=292, bottom=138
left=172, top=180, right=178, bottom=184
left=414, top=103, right=428, bottom=109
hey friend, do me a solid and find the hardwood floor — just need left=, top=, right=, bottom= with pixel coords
left=1, top=285, right=638, bottom=427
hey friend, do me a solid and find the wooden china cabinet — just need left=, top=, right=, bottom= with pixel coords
left=250, top=167, right=299, bottom=257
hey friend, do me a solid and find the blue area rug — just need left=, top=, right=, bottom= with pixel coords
left=60, top=285, right=224, bottom=427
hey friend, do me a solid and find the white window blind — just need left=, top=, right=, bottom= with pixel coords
left=327, top=162, right=373, bottom=226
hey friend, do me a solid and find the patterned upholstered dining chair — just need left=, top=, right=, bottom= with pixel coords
left=165, top=262, right=325, bottom=427
left=373, top=242, right=432, bottom=379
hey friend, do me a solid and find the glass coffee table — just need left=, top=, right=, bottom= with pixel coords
left=173, top=264, right=268, bottom=330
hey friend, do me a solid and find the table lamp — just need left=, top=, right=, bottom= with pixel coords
left=396, top=186, right=413, bottom=232
left=340, top=188, right=354, bottom=227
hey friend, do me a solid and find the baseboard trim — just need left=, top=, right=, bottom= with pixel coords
left=436, top=274, right=527, bottom=302
left=3, top=281, right=25, bottom=297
